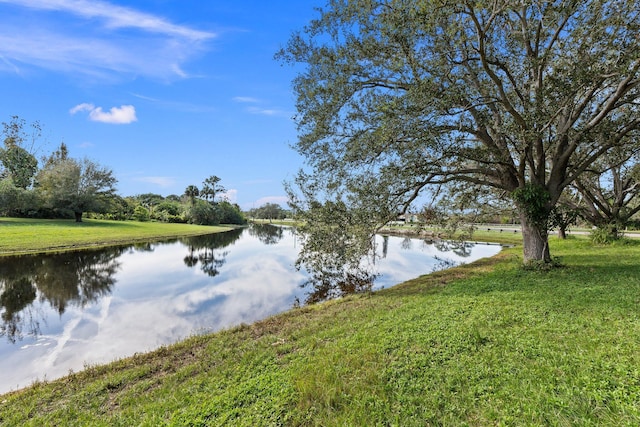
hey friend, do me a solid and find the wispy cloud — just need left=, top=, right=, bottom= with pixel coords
left=0, top=0, right=216, bottom=80
left=70, top=103, right=137, bottom=124
left=233, top=96, right=291, bottom=118
left=2, top=0, right=214, bottom=40
left=131, top=93, right=217, bottom=114
left=246, top=106, right=291, bottom=117
left=0, top=54, right=21, bottom=74
left=133, top=176, right=176, bottom=188
left=233, top=96, right=260, bottom=104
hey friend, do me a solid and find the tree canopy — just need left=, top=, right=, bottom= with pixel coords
left=0, top=116, right=40, bottom=189
left=280, top=0, right=640, bottom=274
left=36, top=157, right=118, bottom=222
left=573, top=150, right=640, bottom=236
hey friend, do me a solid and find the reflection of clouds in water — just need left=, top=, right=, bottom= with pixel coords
left=185, top=258, right=306, bottom=329
left=0, top=228, right=498, bottom=394
left=2, top=241, right=306, bottom=392
left=373, top=236, right=500, bottom=288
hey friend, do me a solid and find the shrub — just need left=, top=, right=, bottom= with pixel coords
left=590, top=225, right=620, bottom=245
left=133, top=206, right=150, bottom=222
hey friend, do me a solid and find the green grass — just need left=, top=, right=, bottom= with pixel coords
left=2, top=236, right=640, bottom=425
left=0, top=217, right=233, bottom=255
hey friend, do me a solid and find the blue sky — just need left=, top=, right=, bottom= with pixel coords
left=0, top=0, right=320, bottom=209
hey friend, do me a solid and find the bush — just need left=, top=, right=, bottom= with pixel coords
left=133, top=206, right=150, bottom=222
left=186, top=200, right=220, bottom=225
left=218, top=201, right=247, bottom=225
left=590, top=225, right=620, bottom=245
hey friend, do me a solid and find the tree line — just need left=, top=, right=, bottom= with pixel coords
left=0, top=116, right=249, bottom=226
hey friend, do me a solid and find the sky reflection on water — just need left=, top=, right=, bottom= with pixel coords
left=0, top=225, right=500, bottom=394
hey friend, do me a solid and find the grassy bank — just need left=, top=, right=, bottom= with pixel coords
left=0, top=218, right=233, bottom=256
left=1, top=236, right=639, bottom=425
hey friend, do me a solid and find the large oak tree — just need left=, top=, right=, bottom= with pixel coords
left=280, top=0, right=640, bottom=271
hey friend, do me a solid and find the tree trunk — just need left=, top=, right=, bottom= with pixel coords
left=74, top=211, right=83, bottom=222
left=558, top=226, right=567, bottom=240
left=520, top=213, right=551, bottom=263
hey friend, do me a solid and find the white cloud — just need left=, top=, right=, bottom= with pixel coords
left=247, top=107, right=289, bottom=116
left=221, top=189, right=238, bottom=203
left=233, top=96, right=291, bottom=118
left=1, top=0, right=214, bottom=40
left=233, top=96, right=260, bottom=103
left=69, top=103, right=94, bottom=114
left=0, top=0, right=216, bottom=80
left=133, top=176, right=175, bottom=187
left=70, top=103, right=137, bottom=124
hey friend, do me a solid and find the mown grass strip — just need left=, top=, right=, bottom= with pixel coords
left=1, top=236, right=639, bottom=425
left=0, top=218, right=232, bottom=256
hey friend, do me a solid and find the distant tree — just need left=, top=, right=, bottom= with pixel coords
left=42, top=142, right=69, bottom=168
left=133, top=205, right=150, bottom=222
left=572, top=154, right=640, bottom=239
left=248, top=203, right=289, bottom=221
left=184, top=185, right=200, bottom=205
left=549, top=195, right=581, bottom=240
left=217, top=201, right=246, bottom=225
left=102, top=195, right=134, bottom=221
left=0, top=117, right=41, bottom=189
left=155, top=201, right=182, bottom=216
left=135, top=193, right=164, bottom=206
left=36, top=157, right=118, bottom=222
left=201, top=175, right=226, bottom=204
left=153, top=200, right=185, bottom=223
left=0, top=177, right=37, bottom=216
left=0, top=145, right=38, bottom=189
left=186, top=199, right=221, bottom=225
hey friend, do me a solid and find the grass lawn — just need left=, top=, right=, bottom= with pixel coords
left=1, top=234, right=639, bottom=425
left=0, top=217, right=234, bottom=256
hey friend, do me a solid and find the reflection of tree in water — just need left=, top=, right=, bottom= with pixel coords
left=248, top=223, right=285, bottom=245
left=302, top=269, right=376, bottom=305
left=35, top=249, right=124, bottom=314
left=401, top=237, right=413, bottom=250
left=0, top=246, right=124, bottom=343
left=382, top=235, right=389, bottom=258
left=301, top=235, right=478, bottom=305
left=432, top=240, right=474, bottom=257
left=0, top=277, right=38, bottom=343
left=431, top=256, right=460, bottom=273
left=181, top=229, right=243, bottom=277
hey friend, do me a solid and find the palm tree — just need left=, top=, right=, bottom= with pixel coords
left=184, top=185, right=199, bottom=205
left=201, top=175, right=225, bottom=204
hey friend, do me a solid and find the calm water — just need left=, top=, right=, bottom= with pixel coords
left=0, top=225, right=500, bottom=394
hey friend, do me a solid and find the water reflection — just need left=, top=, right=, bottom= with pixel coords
left=0, top=248, right=125, bottom=343
left=0, top=226, right=501, bottom=394
left=248, top=223, right=285, bottom=245
left=181, top=229, right=243, bottom=277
